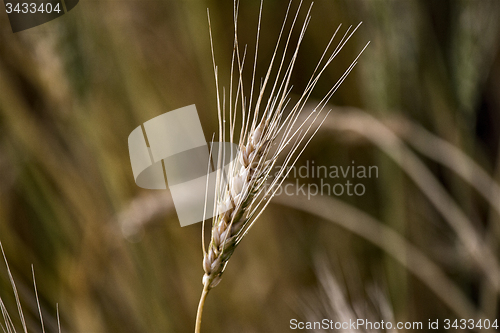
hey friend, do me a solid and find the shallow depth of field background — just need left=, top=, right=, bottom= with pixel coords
left=1, top=0, right=500, bottom=332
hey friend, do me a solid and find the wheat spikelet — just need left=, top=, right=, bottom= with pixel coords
left=195, top=1, right=368, bottom=331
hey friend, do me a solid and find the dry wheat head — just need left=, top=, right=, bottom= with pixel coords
left=201, top=0, right=368, bottom=291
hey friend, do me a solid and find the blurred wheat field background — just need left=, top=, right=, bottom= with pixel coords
left=1, top=0, right=500, bottom=332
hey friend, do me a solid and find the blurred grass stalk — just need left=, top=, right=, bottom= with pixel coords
left=322, top=108, right=500, bottom=293
left=303, top=257, right=398, bottom=333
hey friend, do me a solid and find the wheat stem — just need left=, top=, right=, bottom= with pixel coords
left=195, top=282, right=210, bottom=333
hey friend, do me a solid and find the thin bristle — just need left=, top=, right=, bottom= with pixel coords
left=32, top=265, right=46, bottom=333
left=1, top=243, right=28, bottom=333
left=1, top=243, right=62, bottom=333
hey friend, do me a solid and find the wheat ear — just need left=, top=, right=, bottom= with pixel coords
left=195, top=1, right=368, bottom=331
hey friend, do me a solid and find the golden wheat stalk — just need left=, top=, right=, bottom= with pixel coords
left=195, top=1, right=368, bottom=331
